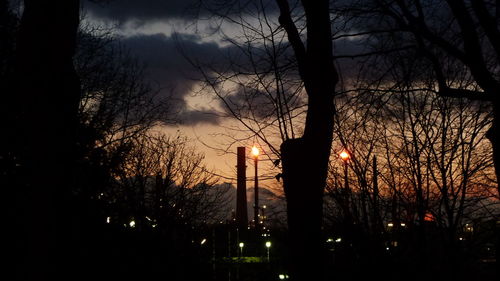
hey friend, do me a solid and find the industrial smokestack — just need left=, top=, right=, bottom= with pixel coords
left=236, top=147, right=248, bottom=229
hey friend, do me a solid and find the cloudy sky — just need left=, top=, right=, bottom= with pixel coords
left=79, top=1, right=284, bottom=189
left=84, top=0, right=231, bottom=125
left=78, top=0, right=364, bottom=191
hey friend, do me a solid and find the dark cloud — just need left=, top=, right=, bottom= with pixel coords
left=176, top=109, right=222, bottom=126
left=121, top=32, right=235, bottom=125
left=84, top=0, right=200, bottom=23
left=84, top=0, right=279, bottom=24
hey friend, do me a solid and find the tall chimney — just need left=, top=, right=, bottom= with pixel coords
left=236, top=147, right=248, bottom=229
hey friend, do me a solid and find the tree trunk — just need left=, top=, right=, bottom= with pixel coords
left=278, top=1, right=337, bottom=280
left=10, top=1, right=80, bottom=279
left=487, top=101, right=500, bottom=197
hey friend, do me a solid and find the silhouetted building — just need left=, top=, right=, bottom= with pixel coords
left=236, top=147, right=248, bottom=229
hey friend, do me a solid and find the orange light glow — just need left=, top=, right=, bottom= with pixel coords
left=424, top=212, right=435, bottom=222
left=251, top=146, right=260, bottom=157
left=340, top=150, right=350, bottom=161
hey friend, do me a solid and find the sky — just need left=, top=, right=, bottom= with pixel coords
left=75, top=0, right=369, bottom=214
left=80, top=0, right=289, bottom=210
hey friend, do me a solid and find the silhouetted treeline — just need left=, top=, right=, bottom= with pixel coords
left=1, top=3, right=230, bottom=280
left=193, top=1, right=499, bottom=281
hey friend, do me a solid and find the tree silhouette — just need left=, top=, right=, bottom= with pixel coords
left=5, top=1, right=81, bottom=279
left=339, top=0, right=500, bottom=197
left=274, top=1, right=338, bottom=280
left=193, top=1, right=338, bottom=279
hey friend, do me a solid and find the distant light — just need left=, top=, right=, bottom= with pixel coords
left=201, top=238, right=207, bottom=245
left=386, top=247, right=390, bottom=251
left=145, top=216, right=152, bottom=221
left=279, top=274, right=285, bottom=280
left=251, top=146, right=260, bottom=157
left=266, top=241, right=271, bottom=248
left=263, top=205, right=267, bottom=209
left=340, top=150, right=350, bottom=161
left=459, top=237, right=464, bottom=241
left=424, top=212, right=435, bottom=222
left=239, top=242, right=244, bottom=248
left=326, top=238, right=334, bottom=243
left=465, top=224, right=473, bottom=232
left=335, top=238, right=342, bottom=243
left=387, top=223, right=394, bottom=227
left=129, top=220, right=136, bottom=228
left=106, top=217, right=111, bottom=224
left=400, top=223, right=406, bottom=227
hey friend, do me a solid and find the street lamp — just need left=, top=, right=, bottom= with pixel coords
left=339, top=149, right=350, bottom=190
left=239, top=242, right=245, bottom=257
left=265, top=241, right=271, bottom=261
left=340, top=149, right=351, bottom=214
left=340, top=150, right=349, bottom=161
left=251, top=145, right=260, bottom=230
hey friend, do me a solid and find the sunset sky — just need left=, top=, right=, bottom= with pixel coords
left=83, top=0, right=246, bottom=172
left=79, top=0, right=294, bottom=203
left=77, top=0, right=361, bottom=186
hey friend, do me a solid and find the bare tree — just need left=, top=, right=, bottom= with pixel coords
left=325, top=77, right=497, bottom=278
left=108, top=132, right=230, bottom=240
left=4, top=1, right=81, bottom=278
left=337, top=0, right=500, bottom=197
left=193, top=1, right=338, bottom=279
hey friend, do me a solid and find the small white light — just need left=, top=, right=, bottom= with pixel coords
left=266, top=241, right=271, bottom=248
left=387, top=223, right=394, bottom=227
left=335, top=238, right=342, bottom=243
left=106, top=217, right=111, bottom=224
left=129, top=220, right=136, bottom=228
left=201, top=238, right=207, bottom=245
left=279, top=274, right=285, bottom=280
left=239, top=242, right=244, bottom=248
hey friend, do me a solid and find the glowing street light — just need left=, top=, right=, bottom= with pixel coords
left=265, top=241, right=272, bottom=261
left=339, top=150, right=350, bottom=161
left=278, top=274, right=289, bottom=280
left=340, top=149, right=350, bottom=191
left=239, top=242, right=245, bottom=257
left=251, top=146, right=260, bottom=157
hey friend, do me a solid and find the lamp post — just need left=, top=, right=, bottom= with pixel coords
left=251, top=146, right=259, bottom=230
left=265, top=241, right=271, bottom=262
left=239, top=242, right=245, bottom=257
left=339, top=150, right=350, bottom=190
left=340, top=149, right=352, bottom=224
